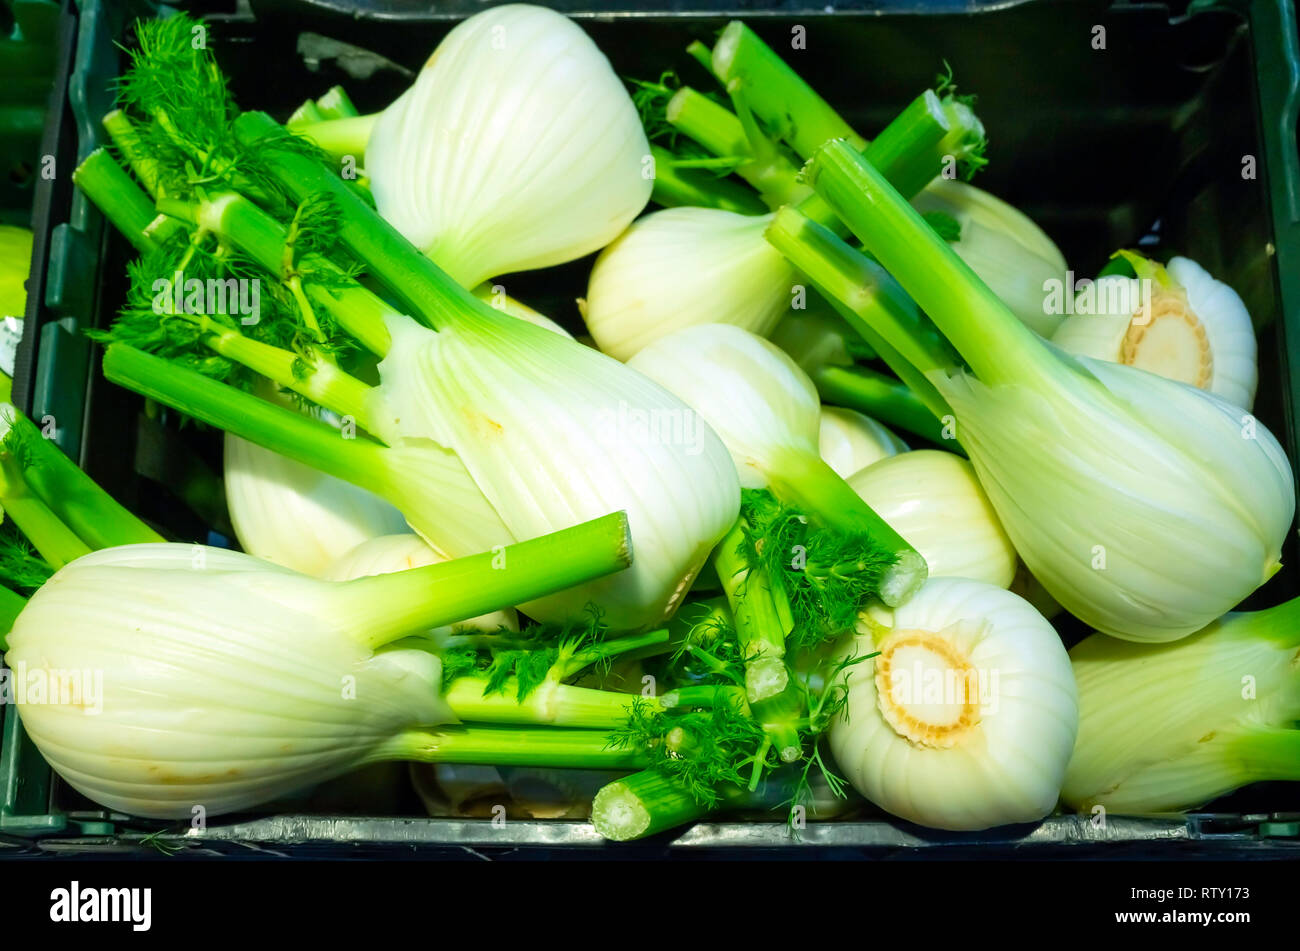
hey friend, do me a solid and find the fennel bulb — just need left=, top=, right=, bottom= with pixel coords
left=792, top=139, right=1295, bottom=642
left=98, top=156, right=740, bottom=630
left=365, top=4, right=652, bottom=287
left=584, top=208, right=795, bottom=360
left=372, top=310, right=741, bottom=629
left=628, top=323, right=820, bottom=492
left=847, top=450, right=1015, bottom=588
left=324, top=532, right=518, bottom=635
left=1050, top=253, right=1258, bottom=410
left=9, top=546, right=447, bottom=818
left=935, top=353, right=1292, bottom=642
left=4, top=518, right=637, bottom=818
left=819, top=406, right=907, bottom=479
left=628, top=323, right=926, bottom=605
left=1063, top=599, right=1300, bottom=813
left=224, top=384, right=409, bottom=577
left=0, top=225, right=32, bottom=319
left=830, top=578, right=1078, bottom=831
left=912, top=179, right=1067, bottom=338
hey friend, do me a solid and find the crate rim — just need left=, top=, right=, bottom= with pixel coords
left=3, top=0, right=1300, bottom=855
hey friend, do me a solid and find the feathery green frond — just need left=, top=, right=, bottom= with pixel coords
left=607, top=695, right=771, bottom=807
left=0, top=520, right=54, bottom=593
left=739, top=489, right=894, bottom=647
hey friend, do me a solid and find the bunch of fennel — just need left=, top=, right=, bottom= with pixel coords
left=0, top=423, right=706, bottom=821
left=625, top=324, right=935, bottom=816
left=75, top=15, right=740, bottom=630
left=32, top=7, right=1300, bottom=845
left=0, top=412, right=796, bottom=826
left=99, top=93, right=410, bottom=577
left=769, top=139, right=1294, bottom=643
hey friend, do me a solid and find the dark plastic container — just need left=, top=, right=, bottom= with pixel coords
left=0, top=0, right=96, bottom=841
left=3, top=0, right=1300, bottom=856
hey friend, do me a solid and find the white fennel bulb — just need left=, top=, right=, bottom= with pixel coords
left=829, top=577, right=1078, bottom=831
left=847, top=450, right=1015, bottom=588
left=224, top=386, right=408, bottom=577
left=103, top=263, right=739, bottom=632
left=1050, top=253, right=1258, bottom=410
left=628, top=323, right=817, bottom=490
left=913, top=179, right=1068, bottom=338
left=797, top=139, right=1296, bottom=643
left=1063, top=599, right=1300, bottom=813
left=583, top=208, right=793, bottom=360
left=324, top=533, right=518, bottom=635
left=4, top=520, right=633, bottom=818
left=366, top=5, right=652, bottom=287
left=5, top=544, right=453, bottom=819
left=628, top=323, right=926, bottom=605
left=376, top=310, right=741, bottom=628
left=819, top=406, right=906, bottom=479
left=938, top=356, right=1292, bottom=641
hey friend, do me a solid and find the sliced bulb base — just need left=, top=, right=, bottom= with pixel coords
left=874, top=627, right=982, bottom=748
left=1120, top=286, right=1213, bottom=389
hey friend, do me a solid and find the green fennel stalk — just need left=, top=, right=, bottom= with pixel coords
left=231, top=110, right=492, bottom=333
left=799, top=139, right=1039, bottom=387
left=710, top=21, right=868, bottom=159
left=0, top=457, right=89, bottom=569
left=766, top=206, right=958, bottom=419
left=0, top=407, right=162, bottom=551
left=648, top=145, right=770, bottom=214
left=813, top=364, right=952, bottom=447
left=381, top=725, right=649, bottom=771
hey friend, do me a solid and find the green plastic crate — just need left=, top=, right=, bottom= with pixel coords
left=3, top=0, right=1300, bottom=856
left=0, top=0, right=101, bottom=840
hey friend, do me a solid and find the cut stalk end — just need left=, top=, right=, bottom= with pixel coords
left=874, top=625, right=982, bottom=748
left=711, top=21, right=745, bottom=78
left=745, top=653, right=790, bottom=704
left=591, top=781, right=653, bottom=841
left=879, top=550, right=928, bottom=607
left=591, top=768, right=712, bottom=841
